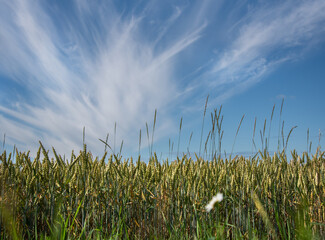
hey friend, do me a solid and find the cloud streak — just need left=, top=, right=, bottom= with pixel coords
left=0, top=0, right=207, bottom=156
left=0, top=0, right=325, bottom=157
left=205, top=0, right=325, bottom=105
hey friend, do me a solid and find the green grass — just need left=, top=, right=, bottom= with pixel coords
left=0, top=102, right=324, bottom=239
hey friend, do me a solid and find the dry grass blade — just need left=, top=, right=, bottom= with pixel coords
left=199, top=95, right=209, bottom=157
left=230, top=114, right=245, bottom=158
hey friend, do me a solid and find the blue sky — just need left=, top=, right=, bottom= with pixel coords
left=0, top=0, right=324, bottom=160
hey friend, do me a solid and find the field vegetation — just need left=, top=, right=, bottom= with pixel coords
left=0, top=100, right=324, bottom=239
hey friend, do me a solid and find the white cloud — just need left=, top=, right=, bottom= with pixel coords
left=0, top=0, right=206, bottom=157
left=1, top=0, right=325, bottom=157
left=208, top=0, right=325, bottom=105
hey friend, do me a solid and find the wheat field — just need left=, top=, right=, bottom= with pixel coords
left=0, top=143, right=324, bottom=239
left=0, top=103, right=324, bottom=239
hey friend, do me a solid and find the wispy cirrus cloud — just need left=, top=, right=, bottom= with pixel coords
left=0, top=0, right=207, bottom=156
left=0, top=0, right=325, bottom=157
left=205, top=0, right=325, bottom=105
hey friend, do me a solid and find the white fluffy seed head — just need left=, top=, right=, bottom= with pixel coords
left=205, top=193, right=223, bottom=212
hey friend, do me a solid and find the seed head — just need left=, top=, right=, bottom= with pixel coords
left=205, top=193, right=223, bottom=212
